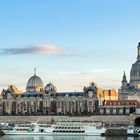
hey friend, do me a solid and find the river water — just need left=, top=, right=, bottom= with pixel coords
left=0, top=136, right=139, bottom=140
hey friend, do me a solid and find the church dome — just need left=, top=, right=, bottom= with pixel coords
left=26, top=72, right=44, bottom=92
left=130, top=42, right=140, bottom=87
left=130, top=61, right=140, bottom=82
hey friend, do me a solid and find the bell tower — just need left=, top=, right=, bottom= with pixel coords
left=137, top=42, right=140, bottom=61
left=122, top=71, right=127, bottom=86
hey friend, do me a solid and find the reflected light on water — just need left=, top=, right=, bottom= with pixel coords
left=0, top=136, right=139, bottom=140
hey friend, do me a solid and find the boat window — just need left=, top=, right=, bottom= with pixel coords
left=39, top=129, right=44, bottom=133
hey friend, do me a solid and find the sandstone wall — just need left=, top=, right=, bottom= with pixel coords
left=0, top=115, right=137, bottom=125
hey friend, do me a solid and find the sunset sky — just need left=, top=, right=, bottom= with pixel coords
left=0, top=0, right=140, bottom=91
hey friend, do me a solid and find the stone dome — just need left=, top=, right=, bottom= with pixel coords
left=130, top=61, right=140, bottom=83
left=26, top=73, right=44, bottom=92
left=44, top=82, right=56, bottom=94
left=130, top=42, right=140, bottom=87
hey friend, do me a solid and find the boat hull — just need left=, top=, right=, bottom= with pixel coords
left=3, top=131, right=104, bottom=136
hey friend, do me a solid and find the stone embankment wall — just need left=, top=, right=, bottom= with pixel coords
left=0, top=115, right=136, bottom=125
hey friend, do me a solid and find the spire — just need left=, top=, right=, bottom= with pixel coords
left=122, top=71, right=127, bottom=84
left=123, top=71, right=126, bottom=78
left=34, top=68, right=37, bottom=76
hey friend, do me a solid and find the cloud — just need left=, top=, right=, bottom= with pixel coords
left=58, top=69, right=112, bottom=77
left=89, top=69, right=112, bottom=73
left=52, top=69, right=120, bottom=91
left=58, top=71, right=87, bottom=76
left=0, top=44, right=66, bottom=55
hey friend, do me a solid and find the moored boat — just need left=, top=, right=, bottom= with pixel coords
left=2, top=121, right=106, bottom=136
left=127, top=126, right=139, bottom=137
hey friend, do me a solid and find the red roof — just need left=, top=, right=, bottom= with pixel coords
left=104, top=100, right=140, bottom=108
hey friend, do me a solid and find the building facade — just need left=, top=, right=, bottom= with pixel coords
left=0, top=71, right=118, bottom=116
left=99, top=100, right=138, bottom=115
left=0, top=73, right=100, bottom=115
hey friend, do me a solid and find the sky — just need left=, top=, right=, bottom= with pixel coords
left=0, top=0, right=140, bottom=92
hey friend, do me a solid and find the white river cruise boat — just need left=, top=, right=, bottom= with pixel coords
left=2, top=121, right=106, bottom=136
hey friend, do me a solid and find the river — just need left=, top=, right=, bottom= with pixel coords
left=0, top=136, right=139, bottom=140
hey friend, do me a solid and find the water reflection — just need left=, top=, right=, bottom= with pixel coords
left=0, top=136, right=139, bottom=140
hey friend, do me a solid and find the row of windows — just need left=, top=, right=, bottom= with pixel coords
left=55, top=93, right=84, bottom=97
left=55, top=127, right=81, bottom=129
left=107, top=102, right=137, bottom=106
left=53, top=130, right=85, bottom=133
left=16, top=129, right=30, bottom=131
left=18, top=125, right=30, bottom=127
left=39, top=125, right=51, bottom=127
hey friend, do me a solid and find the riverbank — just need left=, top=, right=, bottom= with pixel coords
left=0, top=115, right=135, bottom=125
